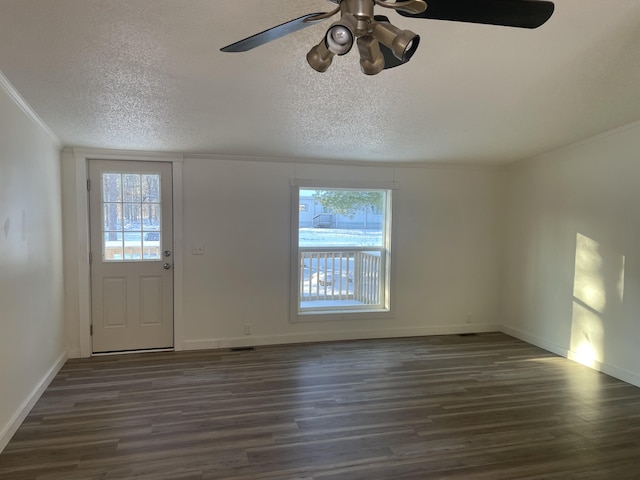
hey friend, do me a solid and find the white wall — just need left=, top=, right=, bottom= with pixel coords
left=181, top=158, right=506, bottom=348
left=503, top=121, right=640, bottom=387
left=0, top=82, right=66, bottom=451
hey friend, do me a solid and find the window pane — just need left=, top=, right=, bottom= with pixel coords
left=103, top=203, right=122, bottom=232
left=142, top=204, right=161, bottom=230
left=104, top=231, right=123, bottom=261
left=102, top=174, right=122, bottom=202
left=104, top=231, right=123, bottom=242
left=124, top=239, right=143, bottom=260
left=299, top=189, right=385, bottom=247
left=142, top=230, right=161, bottom=260
left=105, top=245, right=124, bottom=260
left=123, top=174, right=141, bottom=202
left=123, top=204, right=142, bottom=231
left=141, top=174, right=160, bottom=202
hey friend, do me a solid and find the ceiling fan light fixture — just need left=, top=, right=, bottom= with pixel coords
left=372, top=21, right=420, bottom=63
left=306, top=39, right=335, bottom=72
left=324, top=13, right=358, bottom=55
left=357, top=35, right=385, bottom=75
left=394, top=29, right=420, bottom=62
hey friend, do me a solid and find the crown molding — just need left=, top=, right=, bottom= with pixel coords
left=183, top=152, right=506, bottom=172
left=0, top=70, right=61, bottom=147
left=68, top=147, right=184, bottom=163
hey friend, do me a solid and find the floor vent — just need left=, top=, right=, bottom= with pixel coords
left=458, top=333, right=478, bottom=337
left=230, top=346, right=255, bottom=352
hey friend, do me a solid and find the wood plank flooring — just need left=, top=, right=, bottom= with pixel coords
left=2, top=333, right=640, bottom=479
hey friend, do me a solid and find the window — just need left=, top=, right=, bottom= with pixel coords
left=291, top=183, right=395, bottom=322
left=101, top=172, right=162, bottom=261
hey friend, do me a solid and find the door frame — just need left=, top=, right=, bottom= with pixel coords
left=70, top=149, right=184, bottom=357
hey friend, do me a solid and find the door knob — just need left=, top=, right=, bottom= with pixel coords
left=163, top=250, right=171, bottom=257
left=163, top=263, right=171, bottom=270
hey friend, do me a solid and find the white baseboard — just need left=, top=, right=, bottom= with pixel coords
left=0, top=351, right=68, bottom=453
left=183, top=323, right=502, bottom=351
left=500, top=325, right=570, bottom=358
left=568, top=354, right=640, bottom=388
left=500, top=325, right=640, bottom=389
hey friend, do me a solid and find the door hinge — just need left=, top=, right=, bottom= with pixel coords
left=90, top=324, right=93, bottom=336
left=89, top=252, right=92, bottom=265
left=86, top=179, right=91, bottom=191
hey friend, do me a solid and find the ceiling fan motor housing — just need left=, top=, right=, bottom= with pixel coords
left=341, top=0, right=376, bottom=36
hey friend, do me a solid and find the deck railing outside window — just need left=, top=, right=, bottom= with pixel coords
left=104, top=241, right=160, bottom=260
left=299, top=247, right=383, bottom=309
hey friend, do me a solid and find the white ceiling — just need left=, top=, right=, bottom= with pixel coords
left=0, top=0, right=639, bottom=165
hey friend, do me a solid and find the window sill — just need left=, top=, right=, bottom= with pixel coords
left=293, top=308, right=394, bottom=323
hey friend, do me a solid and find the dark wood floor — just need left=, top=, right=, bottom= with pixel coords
left=2, top=333, right=640, bottom=479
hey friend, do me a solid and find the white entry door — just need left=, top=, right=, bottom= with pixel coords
left=89, top=160, right=174, bottom=353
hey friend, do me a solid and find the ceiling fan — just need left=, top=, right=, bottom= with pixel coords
left=220, top=0, right=555, bottom=75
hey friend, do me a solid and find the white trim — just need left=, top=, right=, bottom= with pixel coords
left=568, top=355, right=640, bottom=389
left=91, top=348, right=174, bottom=356
left=71, top=150, right=185, bottom=357
left=0, top=70, right=61, bottom=146
left=68, top=147, right=185, bottom=163
left=0, top=352, right=67, bottom=453
left=289, top=184, right=397, bottom=323
left=74, top=153, right=92, bottom=358
left=501, top=325, right=640, bottom=389
left=500, top=325, right=570, bottom=358
left=171, top=161, right=185, bottom=350
left=291, top=178, right=400, bottom=190
left=183, top=324, right=502, bottom=351
left=183, top=152, right=507, bottom=171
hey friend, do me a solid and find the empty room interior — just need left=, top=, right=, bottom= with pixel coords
left=1, top=0, right=640, bottom=478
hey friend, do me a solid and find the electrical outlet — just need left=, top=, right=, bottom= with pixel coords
left=192, top=245, right=205, bottom=255
left=466, top=313, right=472, bottom=323
left=244, top=324, right=252, bottom=335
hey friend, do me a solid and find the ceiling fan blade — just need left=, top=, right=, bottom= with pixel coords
left=398, top=0, right=554, bottom=29
left=221, top=13, right=327, bottom=52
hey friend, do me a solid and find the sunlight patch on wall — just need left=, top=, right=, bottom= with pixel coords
left=569, top=302, right=603, bottom=369
left=569, top=233, right=625, bottom=369
left=573, top=234, right=606, bottom=313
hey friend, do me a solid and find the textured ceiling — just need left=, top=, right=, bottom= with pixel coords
left=0, top=0, right=639, bottom=165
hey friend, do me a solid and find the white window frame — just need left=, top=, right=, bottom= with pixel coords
left=290, top=179, right=397, bottom=323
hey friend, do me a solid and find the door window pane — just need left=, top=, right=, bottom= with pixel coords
left=122, top=174, right=141, bottom=202
left=102, top=174, right=122, bottom=202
